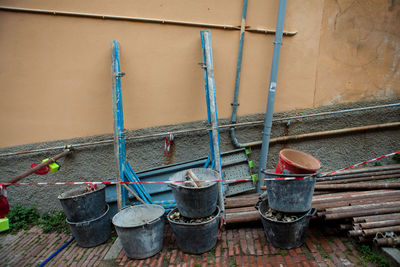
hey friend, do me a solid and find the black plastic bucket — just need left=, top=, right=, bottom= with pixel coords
left=67, top=204, right=111, bottom=248
left=58, top=185, right=106, bottom=222
left=265, top=176, right=316, bottom=213
left=112, top=204, right=165, bottom=259
left=256, top=200, right=316, bottom=249
left=169, top=168, right=218, bottom=218
left=167, top=207, right=220, bottom=254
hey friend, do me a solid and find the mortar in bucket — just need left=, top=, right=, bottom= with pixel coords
left=256, top=200, right=316, bottom=249
left=167, top=206, right=220, bottom=254
left=169, top=168, right=218, bottom=218
left=265, top=149, right=320, bottom=213
left=112, top=204, right=165, bottom=259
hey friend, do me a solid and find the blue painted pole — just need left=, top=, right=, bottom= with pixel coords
left=257, top=0, right=287, bottom=192
left=200, top=30, right=225, bottom=216
left=111, top=40, right=127, bottom=209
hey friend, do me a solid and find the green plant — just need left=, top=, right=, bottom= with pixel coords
left=39, top=211, right=70, bottom=234
left=374, top=162, right=382, bottom=166
left=276, top=248, right=288, bottom=256
left=8, top=205, right=40, bottom=233
left=8, top=205, right=70, bottom=234
left=229, top=260, right=237, bottom=267
left=358, top=245, right=388, bottom=267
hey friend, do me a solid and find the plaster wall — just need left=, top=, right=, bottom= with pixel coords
left=0, top=0, right=320, bottom=146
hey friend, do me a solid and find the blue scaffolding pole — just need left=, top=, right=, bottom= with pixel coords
left=111, top=38, right=223, bottom=212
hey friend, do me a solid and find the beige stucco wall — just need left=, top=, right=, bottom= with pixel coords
left=0, top=0, right=398, bottom=147
left=315, top=0, right=400, bottom=106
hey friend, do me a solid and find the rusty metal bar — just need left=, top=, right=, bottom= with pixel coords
left=323, top=206, right=400, bottom=220
left=359, top=219, right=400, bottom=229
left=363, top=225, right=400, bottom=236
left=313, top=195, right=400, bottom=211
left=4, top=149, right=72, bottom=184
left=225, top=194, right=259, bottom=209
left=340, top=224, right=352, bottom=230
left=348, top=230, right=363, bottom=236
left=353, top=213, right=400, bottom=223
left=318, top=175, right=400, bottom=185
left=317, top=170, right=400, bottom=184
left=315, top=182, right=400, bottom=190
left=225, top=210, right=260, bottom=224
left=324, top=201, right=400, bottom=214
left=374, top=237, right=400, bottom=247
left=312, top=190, right=399, bottom=204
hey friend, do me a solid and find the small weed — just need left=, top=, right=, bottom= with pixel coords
left=40, top=211, right=69, bottom=234
left=210, top=247, right=216, bottom=257
left=194, top=264, right=201, bottom=267
left=163, top=256, right=169, bottom=263
left=8, top=205, right=69, bottom=234
left=111, top=236, right=117, bottom=242
left=358, top=245, right=388, bottom=267
left=229, top=260, right=237, bottom=267
left=341, top=181, right=348, bottom=184
left=374, top=162, right=382, bottom=166
left=276, top=248, right=288, bottom=256
left=8, top=205, right=40, bottom=233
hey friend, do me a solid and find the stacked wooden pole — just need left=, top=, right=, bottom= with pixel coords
left=225, top=165, right=400, bottom=245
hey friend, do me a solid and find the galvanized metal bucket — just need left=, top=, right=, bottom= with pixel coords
left=167, top=207, right=220, bottom=254
left=66, top=204, right=111, bottom=248
left=169, top=168, right=219, bottom=218
left=112, top=204, right=165, bottom=259
left=58, top=185, right=106, bottom=222
left=256, top=200, right=316, bottom=249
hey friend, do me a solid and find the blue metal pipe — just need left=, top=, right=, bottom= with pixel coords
left=231, top=0, right=248, bottom=125
left=39, top=236, right=75, bottom=266
left=257, top=0, right=287, bottom=192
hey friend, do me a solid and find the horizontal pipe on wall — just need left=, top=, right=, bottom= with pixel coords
left=231, top=102, right=400, bottom=148
left=0, top=6, right=297, bottom=36
left=1, top=106, right=399, bottom=157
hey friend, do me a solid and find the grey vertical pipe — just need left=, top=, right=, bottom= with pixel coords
left=204, top=31, right=225, bottom=216
left=257, top=0, right=287, bottom=192
left=230, top=0, right=250, bottom=148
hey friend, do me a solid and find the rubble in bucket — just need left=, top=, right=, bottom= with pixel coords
left=169, top=208, right=219, bottom=224
left=258, top=149, right=321, bottom=249
left=168, top=168, right=221, bottom=254
left=264, top=207, right=301, bottom=222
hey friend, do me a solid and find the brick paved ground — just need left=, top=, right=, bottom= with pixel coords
left=0, top=222, right=376, bottom=267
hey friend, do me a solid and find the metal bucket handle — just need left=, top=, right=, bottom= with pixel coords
left=146, top=216, right=162, bottom=226
left=307, top=208, right=317, bottom=217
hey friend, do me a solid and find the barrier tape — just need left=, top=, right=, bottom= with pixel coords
left=1, top=150, right=399, bottom=187
left=322, top=150, right=400, bottom=177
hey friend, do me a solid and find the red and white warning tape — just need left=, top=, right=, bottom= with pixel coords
left=1, top=150, right=399, bottom=187
left=321, top=150, right=400, bottom=177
